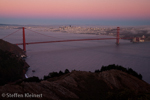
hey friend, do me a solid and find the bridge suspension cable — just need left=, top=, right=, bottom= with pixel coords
left=1, top=29, right=21, bottom=39
left=26, top=28, right=61, bottom=39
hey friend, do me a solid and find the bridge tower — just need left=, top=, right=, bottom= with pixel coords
left=116, top=27, right=120, bottom=45
left=22, top=27, right=26, bottom=52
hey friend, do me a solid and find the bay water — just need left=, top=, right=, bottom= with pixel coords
left=1, top=28, right=150, bottom=83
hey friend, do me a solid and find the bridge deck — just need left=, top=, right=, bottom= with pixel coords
left=16, top=38, right=122, bottom=45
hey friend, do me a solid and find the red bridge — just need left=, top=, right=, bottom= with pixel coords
left=2, top=27, right=129, bottom=52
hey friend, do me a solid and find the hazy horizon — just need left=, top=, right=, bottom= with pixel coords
left=1, top=18, right=150, bottom=26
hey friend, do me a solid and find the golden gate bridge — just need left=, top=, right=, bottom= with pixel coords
left=2, top=27, right=130, bottom=52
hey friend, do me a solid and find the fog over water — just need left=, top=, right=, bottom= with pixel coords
left=1, top=28, right=150, bottom=84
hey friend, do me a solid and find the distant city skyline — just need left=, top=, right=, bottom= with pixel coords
left=0, top=0, right=150, bottom=26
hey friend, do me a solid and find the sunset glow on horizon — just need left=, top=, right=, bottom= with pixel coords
left=0, top=0, right=150, bottom=25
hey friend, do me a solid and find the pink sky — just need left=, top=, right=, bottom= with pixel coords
left=0, top=0, right=150, bottom=19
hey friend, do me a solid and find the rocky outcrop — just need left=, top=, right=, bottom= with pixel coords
left=0, top=70, right=150, bottom=100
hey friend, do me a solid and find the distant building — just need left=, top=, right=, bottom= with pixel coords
left=131, top=35, right=145, bottom=43
left=141, top=35, right=146, bottom=39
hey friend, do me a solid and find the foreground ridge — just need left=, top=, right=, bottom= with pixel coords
left=0, top=70, right=150, bottom=100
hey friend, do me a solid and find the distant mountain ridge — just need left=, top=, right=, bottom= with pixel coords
left=0, top=24, right=20, bottom=26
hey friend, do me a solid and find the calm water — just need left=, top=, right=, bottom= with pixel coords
left=1, top=28, right=150, bottom=84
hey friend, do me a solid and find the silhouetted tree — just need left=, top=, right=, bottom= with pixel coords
left=23, top=76, right=41, bottom=82
left=49, top=72, right=59, bottom=77
left=95, top=69, right=100, bottom=73
left=64, top=69, right=70, bottom=74
left=43, top=75, right=50, bottom=80
left=96, top=64, right=142, bottom=80
left=59, top=70, right=64, bottom=75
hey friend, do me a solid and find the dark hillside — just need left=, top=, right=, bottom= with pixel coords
left=0, top=70, right=150, bottom=100
left=0, top=39, right=25, bottom=57
left=0, top=50, right=29, bottom=86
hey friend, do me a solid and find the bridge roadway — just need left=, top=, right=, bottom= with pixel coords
left=16, top=38, right=122, bottom=45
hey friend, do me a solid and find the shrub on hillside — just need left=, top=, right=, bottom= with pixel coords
left=23, top=76, right=41, bottom=82
left=43, top=69, right=70, bottom=80
left=95, top=64, right=142, bottom=80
